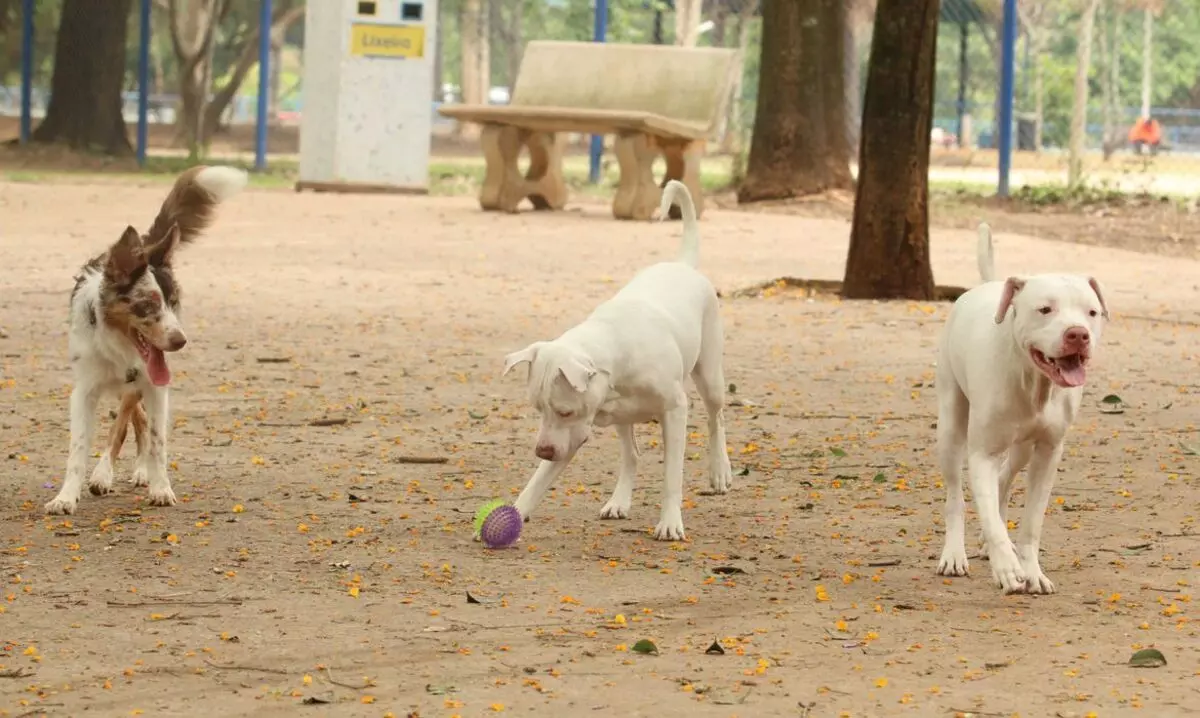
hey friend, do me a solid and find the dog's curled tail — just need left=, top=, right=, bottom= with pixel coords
left=145, top=165, right=249, bottom=247
left=659, top=179, right=700, bottom=268
left=976, top=221, right=996, bottom=283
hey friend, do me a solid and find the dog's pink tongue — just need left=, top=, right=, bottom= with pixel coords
left=1059, top=362, right=1086, bottom=387
left=146, top=348, right=171, bottom=386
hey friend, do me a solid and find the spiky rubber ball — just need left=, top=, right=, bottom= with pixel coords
left=474, top=498, right=506, bottom=537
left=480, top=504, right=523, bottom=549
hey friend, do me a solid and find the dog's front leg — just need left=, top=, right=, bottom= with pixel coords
left=513, top=449, right=578, bottom=521
left=653, top=401, right=689, bottom=541
left=142, top=387, right=177, bottom=507
left=46, top=386, right=101, bottom=515
left=1014, top=440, right=1063, bottom=594
left=967, top=451, right=1026, bottom=593
left=600, top=424, right=638, bottom=519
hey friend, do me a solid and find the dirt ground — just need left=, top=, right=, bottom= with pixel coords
left=1, top=179, right=1198, bottom=718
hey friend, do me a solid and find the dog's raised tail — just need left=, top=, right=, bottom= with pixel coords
left=145, top=165, right=248, bottom=247
left=976, top=221, right=996, bottom=283
left=659, top=180, right=700, bottom=268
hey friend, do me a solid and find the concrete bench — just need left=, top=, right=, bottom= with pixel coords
left=438, top=40, right=738, bottom=220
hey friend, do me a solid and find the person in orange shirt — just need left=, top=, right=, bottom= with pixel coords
left=1128, top=116, right=1163, bottom=155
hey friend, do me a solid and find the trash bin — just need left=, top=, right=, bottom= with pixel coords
left=1016, top=114, right=1037, bottom=151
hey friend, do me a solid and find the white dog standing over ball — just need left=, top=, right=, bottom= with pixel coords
left=502, top=180, right=734, bottom=541
left=935, top=223, right=1110, bottom=594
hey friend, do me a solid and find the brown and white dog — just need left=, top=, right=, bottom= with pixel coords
left=45, top=166, right=247, bottom=515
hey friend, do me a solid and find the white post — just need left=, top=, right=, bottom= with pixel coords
left=298, top=0, right=439, bottom=192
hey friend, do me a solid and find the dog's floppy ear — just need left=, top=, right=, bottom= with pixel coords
left=503, top=342, right=544, bottom=377
left=558, top=357, right=595, bottom=393
left=146, top=223, right=182, bottom=267
left=105, top=226, right=148, bottom=285
left=1087, top=276, right=1110, bottom=320
left=994, top=276, right=1026, bottom=324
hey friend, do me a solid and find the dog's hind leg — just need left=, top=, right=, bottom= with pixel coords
left=600, top=424, right=638, bottom=520
left=653, top=392, right=690, bottom=541
left=935, top=381, right=971, bottom=577
left=128, top=396, right=149, bottom=487
left=89, top=392, right=140, bottom=496
left=691, top=309, right=733, bottom=494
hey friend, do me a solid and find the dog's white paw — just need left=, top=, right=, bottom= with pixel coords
left=988, top=545, right=1028, bottom=593
left=147, top=486, right=177, bottom=507
left=936, top=543, right=970, bottom=577
left=88, top=458, right=114, bottom=496
left=599, top=500, right=630, bottom=520
left=44, top=496, right=78, bottom=516
left=1017, top=546, right=1055, bottom=594
left=130, top=466, right=149, bottom=488
left=652, top=507, right=686, bottom=541
left=709, top=460, right=734, bottom=494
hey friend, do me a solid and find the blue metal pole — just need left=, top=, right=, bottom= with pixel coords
left=19, top=0, right=34, bottom=144
left=997, top=0, right=1017, bottom=197
left=137, top=0, right=151, bottom=166
left=588, top=0, right=608, bottom=184
left=255, top=0, right=272, bottom=171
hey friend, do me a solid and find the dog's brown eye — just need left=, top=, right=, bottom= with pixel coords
left=556, top=410, right=573, bottom=418
left=1038, top=306, right=1052, bottom=315
left=1089, top=309, right=1098, bottom=317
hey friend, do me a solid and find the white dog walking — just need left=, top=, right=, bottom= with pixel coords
left=502, top=180, right=734, bottom=541
left=935, top=223, right=1109, bottom=594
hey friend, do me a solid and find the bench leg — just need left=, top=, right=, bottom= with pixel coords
left=659, top=139, right=706, bottom=220
left=612, top=132, right=661, bottom=221
left=479, top=125, right=520, bottom=212
left=524, top=131, right=567, bottom=211
left=479, top=126, right=567, bottom=213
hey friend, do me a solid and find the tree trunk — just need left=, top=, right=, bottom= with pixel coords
left=844, top=16, right=862, bottom=153
left=168, top=0, right=226, bottom=153
left=200, top=2, right=304, bottom=137
left=1100, top=0, right=1120, bottom=160
left=458, top=0, right=489, bottom=140
left=1067, top=0, right=1100, bottom=189
left=31, top=0, right=134, bottom=154
left=842, top=0, right=939, bottom=301
left=738, top=0, right=852, bottom=203
left=1032, top=30, right=1044, bottom=152
left=719, top=0, right=758, bottom=155
left=1099, top=3, right=1112, bottom=160
left=674, top=0, right=704, bottom=47
left=1139, top=7, right=1152, bottom=118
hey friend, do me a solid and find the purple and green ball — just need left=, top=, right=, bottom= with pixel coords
left=480, top=504, right=523, bottom=549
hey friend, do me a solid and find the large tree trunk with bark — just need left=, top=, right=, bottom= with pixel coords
left=31, top=0, right=134, bottom=154
left=458, top=0, right=489, bottom=140
left=1032, top=30, right=1045, bottom=152
left=842, top=0, right=939, bottom=301
left=1067, top=0, right=1100, bottom=188
left=738, top=0, right=852, bottom=202
left=1099, top=0, right=1120, bottom=160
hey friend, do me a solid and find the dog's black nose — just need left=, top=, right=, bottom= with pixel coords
left=535, top=445, right=556, bottom=461
left=167, top=333, right=188, bottom=351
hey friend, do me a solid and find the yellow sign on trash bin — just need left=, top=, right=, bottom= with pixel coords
left=349, top=23, right=425, bottom=59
